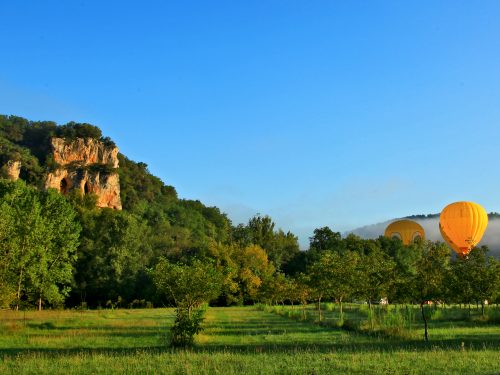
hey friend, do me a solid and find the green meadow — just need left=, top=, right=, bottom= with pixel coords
left=1, top=306, right=500, bottom=374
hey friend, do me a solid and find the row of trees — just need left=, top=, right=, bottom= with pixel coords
left=0, top=180, right=297, bottom=309
left=262, top=232, right=500, bottom=314
left=2, top=175, right=499, bottom=313
left=153, top=236, right=500, bottom=344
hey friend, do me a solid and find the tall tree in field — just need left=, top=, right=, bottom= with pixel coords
left=0, top=181, right=46, bottom=310
left=306, top=250, right=360, bottom=321
left=449, top=252, right=475, bottom=313
left=451, top=246, right=500, bottom=317
left=29, top=189, right=80, bottom=310
left=309, top=250, right=361, bottom=319
left=411, top=241, right=450, bottom=342
left=306, top=251, right=332, bottom=321
left=0, top=201, right=16, bottom=307
left=355, top=246, right=395, bottom=330
left=0, top=180, right=80, bottom=309
left=379, top=236, right=419, bottom=304
left=331, top=251, right=361, bottom=318
left=233, top=244, right=275, bottom=303
left=356, top=247, right=396, bottom=307
left=259, top=272, right=290, bottom=306
left=292, top=273, right=313, bottom=319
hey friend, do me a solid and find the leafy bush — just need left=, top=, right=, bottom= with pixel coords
left=169, top=307, right=206, bottom=347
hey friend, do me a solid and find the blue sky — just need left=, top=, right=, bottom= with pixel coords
left=1, top=1, right=500, bottom=247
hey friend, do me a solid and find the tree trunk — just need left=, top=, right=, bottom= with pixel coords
left=339, top=298, right=343, bottom=320
left=368, top=300, right=373, bottom=330
left=420, top=302, right=428, bottom=342
left=38, top=296, right=42, bottom=311
left=16, top=268, right=23, bottom=311
left=481, top=301, right=485, bottom=317
left=318, top=297, right=322, bottom=322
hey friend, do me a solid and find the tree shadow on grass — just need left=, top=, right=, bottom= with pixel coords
left=20, top=324, right=165, bottom=339
left=2, top=335, right=500, bottom=359
left=2, top=308, right=500, bottom=358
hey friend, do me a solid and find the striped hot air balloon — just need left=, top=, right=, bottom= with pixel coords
left=439, top=201, right=488, bottom=257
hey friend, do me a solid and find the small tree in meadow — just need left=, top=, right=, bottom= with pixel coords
left=411, top=241, right=450, bottom=342
left=292, top=273, right=313, bottom=319
left=460, top=246, right=500, bottom=317
left=356, top=247, right=396, bottom=329
left=154, top=258, right=222, bottom=347
left=307, top=252, right=335, bottom=321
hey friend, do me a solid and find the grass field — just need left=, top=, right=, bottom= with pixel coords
left=1, top=306, right=500, bottom=374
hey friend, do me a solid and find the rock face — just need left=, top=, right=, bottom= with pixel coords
left=45, top=138, right=122, bottom=210
left=51, top=138, right=119, bottom=168
left=2, top=160, right=21, bottom=181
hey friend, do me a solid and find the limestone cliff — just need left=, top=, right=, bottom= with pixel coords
left=45, top=138, right=122, bottom=210
left=51, top=138, right=119, bottom=168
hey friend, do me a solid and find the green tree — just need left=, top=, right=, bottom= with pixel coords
left=308, top=250, right=361, bottom=320
left=154, top=258, right=222, bottom=346
left=306, top=251, right=334, bottom=321
left=411, top=241, right=450, bottom=342
left=450, top=246, right=500, bottom=316
left=0, top=201, right=17, bottom=307
left=379, top=236, right=420, bottom=304
left=356, top=246, right=396, bottom=329
left=356, top=247, right=396, bottom=306
left=0, top=180, right=80, bottom=309
left=29, top=189, right=80, bottom=309
left=239, top=215, right=300, bottom=271
left=259, top=272, right=289, bottom=306
left=309, top=227, right=342, bottom=253
left=72, top=208, right=149, bottom=307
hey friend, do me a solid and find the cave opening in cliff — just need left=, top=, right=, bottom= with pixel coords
left=84, top=181, right=90, bottom=195
left=60, top=178, right=69, bottom=194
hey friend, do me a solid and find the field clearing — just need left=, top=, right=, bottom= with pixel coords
left=1, top=307, right=500, bottom=374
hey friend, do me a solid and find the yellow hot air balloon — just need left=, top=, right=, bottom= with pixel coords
left=439, top=201, right=488, bottom=257
left=384, top=219, right=425, bottom=245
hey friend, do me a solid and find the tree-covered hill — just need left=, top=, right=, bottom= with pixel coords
left=0, top=115, right=300, bottom=309
left=5, top=115, right=495, bottom=314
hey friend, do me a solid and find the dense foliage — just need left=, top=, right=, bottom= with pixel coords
left=0, top=115, right=301, bottom=309
left=1, top=115, right=499, bottom=317
left=0, top=180, right=80, bottom=309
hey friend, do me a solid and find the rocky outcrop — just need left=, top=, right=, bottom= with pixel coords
left=45, top=138, right=122, bottom=210
left=51, top=138, right=119, bottom=168
left=1, top=160, right=21, bottom=181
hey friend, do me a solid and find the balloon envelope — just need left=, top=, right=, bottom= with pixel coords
left=384, top=219, right=425, bottom=245
left=439, top=201, right=488, bottom=257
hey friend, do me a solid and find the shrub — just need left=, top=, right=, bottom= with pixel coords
left=169, top=307, right=206, bottom=347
